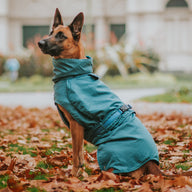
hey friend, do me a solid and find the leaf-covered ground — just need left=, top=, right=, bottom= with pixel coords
left=0, top=106, right=192, bottom=192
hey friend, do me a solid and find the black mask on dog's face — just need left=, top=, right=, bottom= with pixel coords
left=38, top=8, right=84, bottom=57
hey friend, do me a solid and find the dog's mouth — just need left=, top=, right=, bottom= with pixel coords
left=41, top=47, right=63, bottom=56
left=38, top=40, right=63, bottom=56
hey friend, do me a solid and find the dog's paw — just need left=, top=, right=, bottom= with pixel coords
left=71, top=166, right=80, bottom=177
left=71, top=165, right=88, bottom=178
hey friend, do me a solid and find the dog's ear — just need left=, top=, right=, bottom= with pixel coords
left=52, top=8, right=63, bottom=30
left=69, top=12, right=84, bottom=41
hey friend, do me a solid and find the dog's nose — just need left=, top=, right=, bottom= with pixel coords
left=38, top=40, right=46, bottom=49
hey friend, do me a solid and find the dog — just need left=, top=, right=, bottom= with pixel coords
left=38, top=8, right=166, bottom=178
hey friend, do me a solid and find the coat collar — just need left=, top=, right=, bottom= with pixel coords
left=52, top=56, right=93, bottom=82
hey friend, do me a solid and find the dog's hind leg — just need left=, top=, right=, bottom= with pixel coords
left=144, top=160, right=162, bottom=176
left=127, top=161, right=162, bottom=179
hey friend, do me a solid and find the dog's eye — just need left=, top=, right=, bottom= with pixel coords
left=55, top=31, right=67, bottom=40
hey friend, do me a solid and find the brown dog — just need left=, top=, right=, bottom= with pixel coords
left=38, top=8, right=161, bottom=178
left=38, top=9, right=190, bottom=178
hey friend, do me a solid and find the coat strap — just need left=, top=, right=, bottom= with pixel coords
left=103, top=104, right=132, bottom=128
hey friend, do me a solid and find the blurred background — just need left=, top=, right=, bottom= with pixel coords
left=0, top=0, right=191, bottom=104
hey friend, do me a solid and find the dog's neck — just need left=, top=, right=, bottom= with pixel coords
left=76, top=41, right=86, bottom=59
left=54, top=40, right=86, bottom=60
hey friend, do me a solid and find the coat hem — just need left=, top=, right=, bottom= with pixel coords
left=97, top=148, right=159, bottom=174
left=112, top=157, right=159, bottom=174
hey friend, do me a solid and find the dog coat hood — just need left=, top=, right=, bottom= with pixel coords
left=52, top=56, right=93, bottom=82
left=52, top=56, right=159, bottom=173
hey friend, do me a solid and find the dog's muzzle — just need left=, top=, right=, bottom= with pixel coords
left=38, top=40, right=47, bottom=49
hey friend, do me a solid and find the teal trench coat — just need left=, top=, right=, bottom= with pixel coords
left=52, top=56, right=159, bottom=174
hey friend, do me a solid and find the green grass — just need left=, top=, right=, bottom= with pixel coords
left=45, top=143, right=64, bottom=156
left=102, top=73, right=179, bottom=89
left=163, top=139, right=176, bottom=146
left=7, top=144, right=37, bottom=157
left=0, top=75, right=52, bottom=92
left=0, top=175, right=9, bottom=189
left=36, top=161, right=53, bottom=169
left=102, top=73, right=192, bottom=103
left=0, top=72, right=190, bottom=92
left=33, top=174, right=49, bottom=181
left=27, top=187, right=46, bottom=192
left=84, top=143, right=97, bottom=153
left=140, top=87, right=192, bottom=103
left=1, top=73, right=192, bottom=104
left=85, top=167, right=93, bottom=175
left=29, top=170, right=52, bottom=181
left=94, top=188, right=123, bottom=192
left=175, top=163, right=192, bottom=171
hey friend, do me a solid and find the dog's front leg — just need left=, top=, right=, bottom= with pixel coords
left=70, top=120, right=84, bottom=176
left=57, top=105, right=84, bottom=176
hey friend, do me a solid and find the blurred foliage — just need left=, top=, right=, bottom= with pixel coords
left=177, top=87, right=191, bottom=96
left=95, top=42, right=160, bottom=78
left=0, top=36, right=52, bottom=78
left=0, top=33, right=160, bottom=79
left=132, top=48, right=160, bottom=73
left=19, top=35, right=52, bottom=77
left=0, top=54, right=6, bottom=75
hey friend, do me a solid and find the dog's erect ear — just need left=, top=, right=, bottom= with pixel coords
left=69, top=12, right=84, bottom=41
left=52, top=8, right=63, bottom=30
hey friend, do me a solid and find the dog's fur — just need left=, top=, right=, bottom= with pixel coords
left=38, top=9, right=191, bottom=178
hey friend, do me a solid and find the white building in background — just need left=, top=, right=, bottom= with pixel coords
left=0, top=0, right=192, bottom=72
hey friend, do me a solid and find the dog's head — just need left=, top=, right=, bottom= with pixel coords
left=38, top=8, right=84, bottom=58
